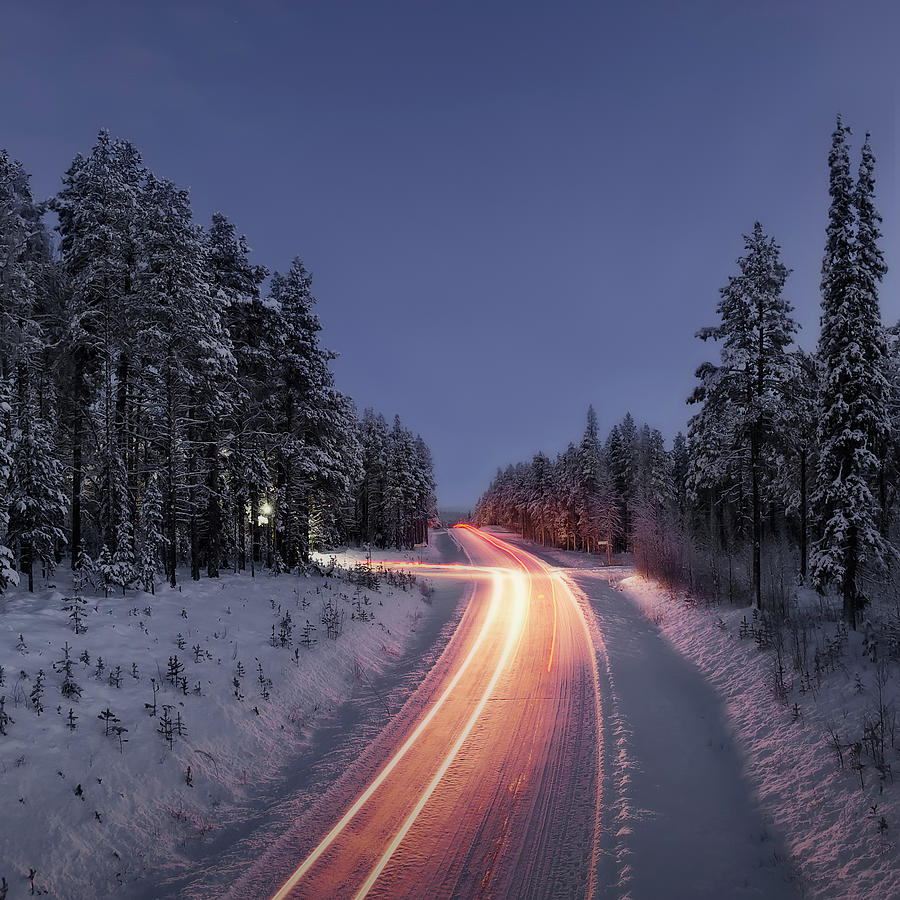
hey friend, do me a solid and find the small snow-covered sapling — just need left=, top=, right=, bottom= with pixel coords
left=108, top=666, right=122, bottom=689
left=29, top=671, right=45, bottom=715
left=94, top=657, right=105, bottom=678
left=158, top=705, right=175, bottom=749
left=256, top=660, right=271, bottom=700
left=113, top=724, right=128, bottom=753
left=63, top=596, right=89, bottom=634
left=166, top=655, right=184, bottom=687
left=131, top=662, right=139, bottom=680
left=185, top=765, right=193, bottom=787
left=278, top=611, right=293, bottom=646
left=300, top=620, right=317, bottom=649
left=176, top=633, right=186, bottom=650
left=79, top=650, right=90, bottom=666
left=73, top=550, right=94, bottom=594
left=0, top=664, right=4, bottom=686
left=16, top=634, right=27, bottom=654
left=98, top=708, right=119, bottom=737
left=56, top=643, right=82, bottom=700
left=66, top=708, right=78, bottom=730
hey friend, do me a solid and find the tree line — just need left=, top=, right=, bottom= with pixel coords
left=0, top=130, right=436, bottom=593
left=475, top=116, right=894, bottom=628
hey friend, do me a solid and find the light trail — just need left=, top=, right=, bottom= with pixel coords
left=270, top=568, right=520, bottom=900
left=457, top=524, right=558, bottom=674
left=547, top=577, right=558, bottom=673
left=353, top=569, right=528, bottom=898
left=267, top=526, right=598, bottom=899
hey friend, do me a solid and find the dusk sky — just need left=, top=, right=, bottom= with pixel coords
left=2, top=0, right=897, bottom=508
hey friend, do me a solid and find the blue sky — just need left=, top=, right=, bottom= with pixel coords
left=2, top=0, right=897, bottom=507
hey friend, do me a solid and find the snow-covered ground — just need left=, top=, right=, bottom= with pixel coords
left=0, top=542, right=443, bottom=899
left=497, top=531, right=900, bottom=899
left=616, top=574, right=900, bottom=900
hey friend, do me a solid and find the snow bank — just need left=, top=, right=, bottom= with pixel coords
left=617, top=573, right=900, bottom=899
left=0, top=553, right=435, bottom=898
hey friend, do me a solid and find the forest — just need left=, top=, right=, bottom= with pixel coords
left=0, top=130, right=436, bottom=595
left=475, top=117, right=896, bottom=629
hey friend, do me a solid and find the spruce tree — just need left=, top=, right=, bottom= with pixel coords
left=7, top=415, right=68, bottom=591
left=811, top=118, right=891, bottom=627
left=576, top=406, right=619, bottom=554
left=692, top=223, right=797, bottom=608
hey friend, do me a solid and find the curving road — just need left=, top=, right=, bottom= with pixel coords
left=268, top=525, right=602, bottom=899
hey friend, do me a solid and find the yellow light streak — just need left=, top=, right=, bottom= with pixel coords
left=353, top=569, right=528, bottom=898
left=270, top=568, right=520, bottom=900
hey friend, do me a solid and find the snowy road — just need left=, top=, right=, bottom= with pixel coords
left=256, top=525, right=601, bottom=899
left=226, top=527, right=796, bottom=900
left=500, top=534, right=798, bottom=899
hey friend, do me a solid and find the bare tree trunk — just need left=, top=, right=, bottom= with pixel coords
left=250, top=492, right=258, bottom=576
left=71, top=421, right=83, bottom=568
left=751, top=426, right=762, bottom=610
left=843, top=528, right=858, bottom=630
left=799, top=449, right=808, bottom=580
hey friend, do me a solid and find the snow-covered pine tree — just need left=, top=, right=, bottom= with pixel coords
left=527, top=452, right=554, bottom=545
left=412, top=434, right=437, bottom=545
left=0, top=377, right=17, bottom=591
left=671, top=432, right=690, bottom=526
left=269, top=258, right=361, bottom=561
left=72, top=549, right=94, bottom=595
left=773, top=349, right=818, bottom=579
left=135, top=176, right=232, bottom=586
left=632, top=426, right=676, bottom=577
left=606, top=413, right=637, bottom=551
left=556, top=444, right=581, bottom=550
left=206, top=213, right=270, bottom=574
left=576, top=406, right=619, bottom=555
left=811, top=118, right=891, bottom=627
left=137, top=473, right=164, bottom=593
left=111, top=518, right=136, bottom=595
left=357, top=410, right=389, bottom=547
left=856, top=134, right=893, bottom=534
left=96, top=544, right=114, bottom=598
left=384, top=416, right=418, bottom=549
left=54, top=131, right=145, bottom=559
left=692, top=223, right=797, bottom=608
left=0, top=150, right=56, bottom=591
left=7, top=414, right=68, bottom=591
